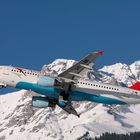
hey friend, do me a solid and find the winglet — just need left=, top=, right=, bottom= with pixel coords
left=98, top=50, right=104, bottom=55
left=129, top=81, right=140, bottom=91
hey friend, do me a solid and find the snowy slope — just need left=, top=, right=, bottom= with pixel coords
left=0, top=59, right=140, bottom=140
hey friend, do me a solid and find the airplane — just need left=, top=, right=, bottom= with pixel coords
left=0, top=51, right=140, bottom=117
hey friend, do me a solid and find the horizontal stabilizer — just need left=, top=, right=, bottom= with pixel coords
left=129, top=82, right=140, bottom=91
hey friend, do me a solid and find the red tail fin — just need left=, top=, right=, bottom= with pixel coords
left=129, top=82, right=140, bottom=91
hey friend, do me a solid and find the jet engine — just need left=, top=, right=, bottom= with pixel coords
left=37, top=76, right=72, bottom=100
left=32, top=96, right=53, bottom=108
left=37, top=75, right=62, bottom=88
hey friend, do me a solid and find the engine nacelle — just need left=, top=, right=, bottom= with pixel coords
left=32, top=96, right=50, bottom=108
left=37, top=76, right=55, bottom=87
left=37, top=75, right=62, bottom=88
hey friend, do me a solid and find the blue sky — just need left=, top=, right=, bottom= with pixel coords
left=0, top=0, right=140, bottom=93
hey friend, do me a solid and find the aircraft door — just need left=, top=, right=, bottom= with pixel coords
left=3, top=67, right=9, bottom=75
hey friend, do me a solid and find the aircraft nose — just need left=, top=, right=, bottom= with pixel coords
left=0, top=66, right=4, bottom=82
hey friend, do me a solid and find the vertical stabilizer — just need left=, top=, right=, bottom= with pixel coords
left=129, top=82, right=140, bottom=91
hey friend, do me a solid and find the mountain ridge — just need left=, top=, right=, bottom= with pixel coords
left=0, top=59, right=140, bottom=140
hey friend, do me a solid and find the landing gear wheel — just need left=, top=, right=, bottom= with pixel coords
left=60, top=91, right=69, bottom=100
left=77, top=114, right=80, bottom=118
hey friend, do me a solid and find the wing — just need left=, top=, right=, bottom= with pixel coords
left=31, top=94, right=80, bottom=117
left=58, top=51, right=104, bottom=81
left=57, top=100, right=80, bottom=117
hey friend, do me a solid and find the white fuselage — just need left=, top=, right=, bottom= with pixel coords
left=74, top=80, right=140, bottom=104
left=0, top=66, right=38, bottom=87
left=0, top=66, right=140, bottom=105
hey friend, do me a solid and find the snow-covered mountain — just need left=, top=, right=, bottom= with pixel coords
left=1, top=59, right=140, bottom=140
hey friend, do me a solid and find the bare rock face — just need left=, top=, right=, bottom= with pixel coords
left=0, top=59, right=140, bottom=140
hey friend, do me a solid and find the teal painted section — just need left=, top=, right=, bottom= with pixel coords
left=16, top=82, right=127, bottom=105
left=58, top=101, right=66, bottom=107
left=69, top=91, right=126, bottom=105
left=16, top=82, right=61, bottom=98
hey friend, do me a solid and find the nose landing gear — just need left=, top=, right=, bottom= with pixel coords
left=0, top=83, right=6, bottom=89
